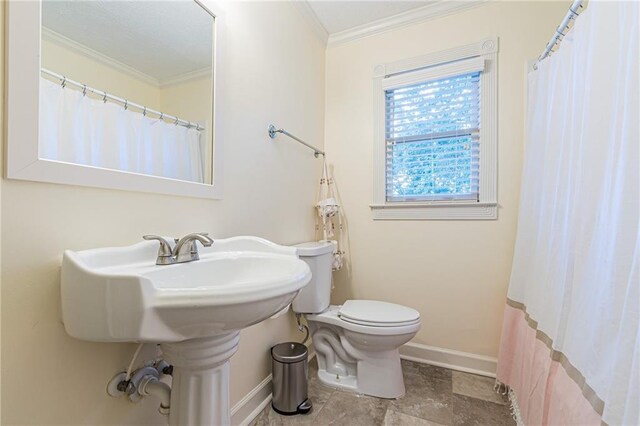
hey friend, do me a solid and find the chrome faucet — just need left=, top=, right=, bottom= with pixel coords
left=143, top=233, right=214, bottom=265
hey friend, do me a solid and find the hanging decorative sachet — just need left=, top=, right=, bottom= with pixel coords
left=316, top=159, right=345, bottom=271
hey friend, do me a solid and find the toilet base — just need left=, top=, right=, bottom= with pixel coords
left=308, top=318, right=408, bottom=398
left=317, top=368, right=358, bottom=393
left=305, top=304, right=419, bottom=399
left=315, top=349, right=406, bottom=399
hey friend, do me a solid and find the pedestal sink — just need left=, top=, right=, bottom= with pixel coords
left=61, top=236, right=312, bottom=425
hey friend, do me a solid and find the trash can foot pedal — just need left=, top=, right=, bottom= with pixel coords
left=297, top=399, right=312, bottom=415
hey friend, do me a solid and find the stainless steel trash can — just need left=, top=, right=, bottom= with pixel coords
left=271, top=342, right=312, bottom=415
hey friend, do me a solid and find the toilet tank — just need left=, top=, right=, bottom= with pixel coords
left=292, top=241, right=335, bottom=314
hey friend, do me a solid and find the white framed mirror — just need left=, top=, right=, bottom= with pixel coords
left=6, top=0, right=224, bottom=199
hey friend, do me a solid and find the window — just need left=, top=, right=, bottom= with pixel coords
left=372, top=39, right=498, bottom=219
left=386, top=71, right=480, bottom=202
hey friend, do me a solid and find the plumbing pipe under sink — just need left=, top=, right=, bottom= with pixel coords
left=138, top=376, right=171, bottom=415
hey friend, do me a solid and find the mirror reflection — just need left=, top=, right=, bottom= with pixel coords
left=40, top=0, right=214, bottom=184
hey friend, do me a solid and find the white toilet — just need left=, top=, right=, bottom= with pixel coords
left=292, top=241, right=420, bottom=399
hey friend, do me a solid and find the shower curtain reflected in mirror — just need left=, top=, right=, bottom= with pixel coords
left=39, top=78, right=205, bottom=183
left=496, top=1, right=639, bottom=425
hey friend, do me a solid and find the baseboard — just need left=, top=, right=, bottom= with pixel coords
left=230, top=374, right=272, bottom=426
left=307, top=343, right=316, bottom=360
left=230, top=351, right=317, bottom=425
left=230, top=343, right=493, bottom=424
left=399, top=342, right=497, bottom=378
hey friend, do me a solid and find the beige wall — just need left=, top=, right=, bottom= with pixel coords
left=41, top=38, right=163, bottom=109
left=42, top=36, right=214, bottom=123
left=324, top=1, right=567, bottom=357
left=160, top=76, right=213, bottom=126
left=1, top=1, right=325, bottom=424
left=160, top=76, right=214, bottom=181
left=43, top=38, right=215, bottom=183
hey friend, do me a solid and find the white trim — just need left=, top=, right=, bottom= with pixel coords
left=228, top=342, right=496, bottom=426
left=371, top=38, right=498, bottom=220
left=6, top=0, right=224, bottom=200
left=230, top=374, right=273, bottom=426
left=292, top=1, right=329, bottom=45
left=381, top=56, right=485, bottom=90
left=42, top=27, right=212, bottom=88
left=229, top=351, right=316, bottom=426
left=160, top=67, right=212, bottom=88
left=307, top=344, right=316, bottom=360
left=327, top=0, right=489, bottom=47
left=370, top=203, right=497, bottom=220
left=400, top=342, right=497, bottom=378
left=42, top=27, right=160, bottom=86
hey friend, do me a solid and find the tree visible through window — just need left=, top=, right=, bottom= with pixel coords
left=385, top=72, right=480, bottom=202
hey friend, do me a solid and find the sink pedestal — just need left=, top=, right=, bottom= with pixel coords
left=162, top=332, right=240, bottom=426
left=62, top=236, right=311, bottom=424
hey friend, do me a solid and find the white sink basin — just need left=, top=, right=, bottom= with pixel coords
left=62, top=235, right=312, bottom=425
left=61, top=236, right=312, bottom=342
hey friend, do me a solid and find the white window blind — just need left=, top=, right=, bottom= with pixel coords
left=385, top=70, right=481, bottom=202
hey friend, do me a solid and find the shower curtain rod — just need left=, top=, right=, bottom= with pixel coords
left=267, top=124, right=325, bottom=158
left=535, top=0, right=584, bottom=68
left=40, top=68, right=204, bottom=131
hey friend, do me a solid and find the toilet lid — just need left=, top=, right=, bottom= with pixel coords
left=338, top=300, right=420, bottom=326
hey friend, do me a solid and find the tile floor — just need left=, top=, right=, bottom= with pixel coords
left=251, top=358, right=515, bottom=426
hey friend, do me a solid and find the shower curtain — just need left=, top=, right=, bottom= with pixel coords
left=496, top=1, right=638, bottom=425
left=39, top=78, right=205, bottom=183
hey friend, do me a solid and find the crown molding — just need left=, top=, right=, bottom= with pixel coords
left=292, top=0, right=329, bottom=45
left=327, top=0, right=490, bottom=48
left=160, top=67, right=212, bottom=88
left=42, top=27, right=212, bottom=87
left=42, top=27, right=161, bottom=86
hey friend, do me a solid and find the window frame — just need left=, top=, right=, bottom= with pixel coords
left=371, top=38, right=498, bottom=220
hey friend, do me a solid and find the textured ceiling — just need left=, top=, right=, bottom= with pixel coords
left=306, top=1, right=434, bottom=34
left=42, top=0, right=213, bottom=83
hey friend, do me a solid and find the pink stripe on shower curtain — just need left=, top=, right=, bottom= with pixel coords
left=496, top=1, right=639, bottom=425
left=497, top=305, right=602, bottom=426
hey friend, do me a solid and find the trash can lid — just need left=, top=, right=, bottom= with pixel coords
left=271, top=342, right=308, bottom=363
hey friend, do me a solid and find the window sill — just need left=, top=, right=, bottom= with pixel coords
left=369, top=202, right=497, bottom=220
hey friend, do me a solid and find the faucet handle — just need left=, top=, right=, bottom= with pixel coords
left=143, top=235, right=175, bottom=265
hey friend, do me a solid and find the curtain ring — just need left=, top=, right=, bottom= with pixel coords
left=159, top=112, right=164, bottom=120
left=61, top=76, right=67, bottom=88
left=143, top=107, right=147, bottom=116
left=187, top=121, right=192, bottom=128
left=82, top=84, right=87, bottom=97
left=124, top=100, right=128, bottom=110
left=174, top=117, right=179, bottom=125
left=103, top=91, right=108, bottom=103
left=568, top=4, right=580, bottom=16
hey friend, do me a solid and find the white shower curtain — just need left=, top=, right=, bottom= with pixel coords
left=39, top=78, right=205, bottom=183
left=497, top=1, right=638, bottom=425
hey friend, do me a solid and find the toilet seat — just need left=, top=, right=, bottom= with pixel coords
left=307, top=303, right=421, bottom=336
left=338, top=300, right=420, bottom=327
left=339, top=316, right=421, bottom=328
